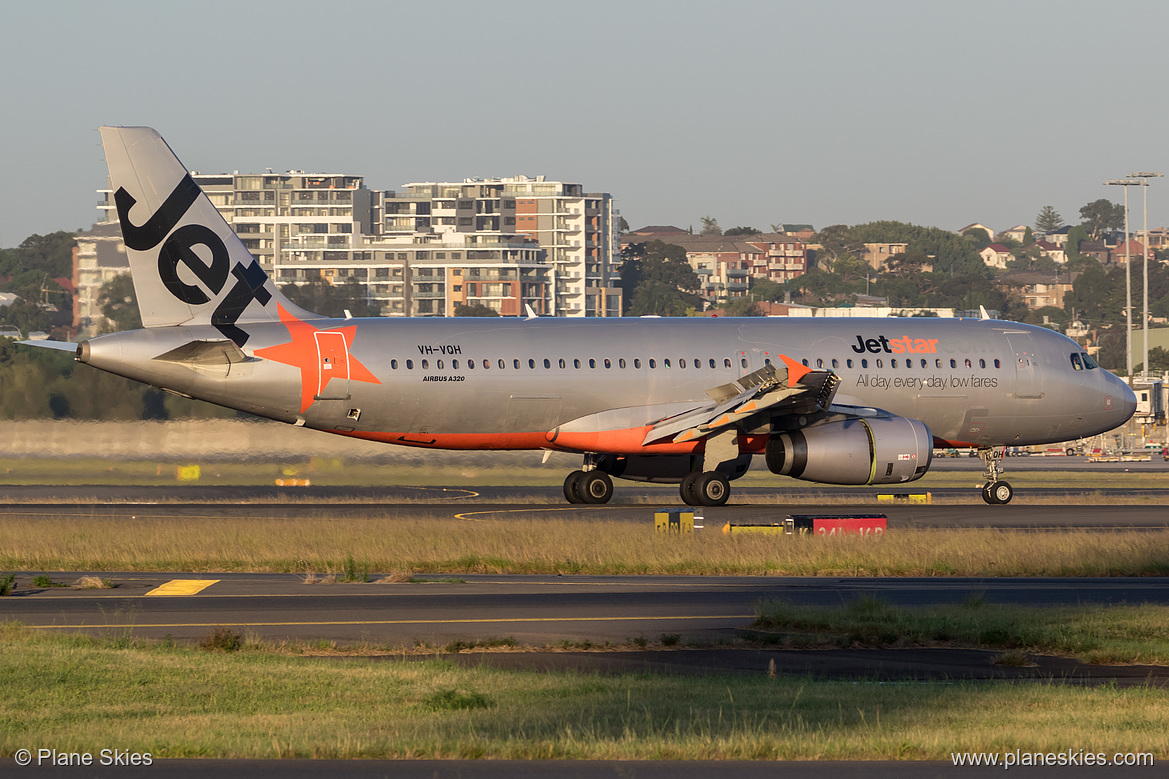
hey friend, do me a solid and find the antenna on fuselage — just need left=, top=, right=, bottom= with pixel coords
left=979, top=305, right=990, bottom=320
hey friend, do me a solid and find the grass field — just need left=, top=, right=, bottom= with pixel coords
left=2, top=514, right=1169, bottom=577
left=0, top=623, right=1166, bottom=761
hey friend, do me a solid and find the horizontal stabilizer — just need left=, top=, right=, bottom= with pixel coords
left=15, top=340, right=78, bottom=352
left=154, top=339, right=253, bottom=377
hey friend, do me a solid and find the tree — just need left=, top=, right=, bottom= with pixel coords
left=724, top=226, right=761, bottom=236
left=620, top=241, right=701, bottom=316
left=699, top=216, right=722, bottom=236
left=1079, top=199, right=1124, bottom=240
left=1035, top=206, right=1064, bottom=234
left=96, top=274, right=142, bottom=333
left=453, top=303, right=500, bottom=317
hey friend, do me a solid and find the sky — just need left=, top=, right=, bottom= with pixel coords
left=3, top=0, right=1169, bottom=248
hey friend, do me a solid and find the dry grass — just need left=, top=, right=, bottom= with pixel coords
left=2, top=513, right=1168, bottom=576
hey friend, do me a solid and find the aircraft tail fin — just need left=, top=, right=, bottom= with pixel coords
left=99, top=126, right=321, bottom=345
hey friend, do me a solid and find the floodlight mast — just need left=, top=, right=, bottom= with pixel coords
left=1106, top=179, right=1141, bottom=377
left=1128, top=172, right=1162, bottom=378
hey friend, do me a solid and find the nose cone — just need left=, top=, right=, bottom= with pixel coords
left=1118, top=378, right=1138, bottom=422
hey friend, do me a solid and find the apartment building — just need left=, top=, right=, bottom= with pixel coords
left=92, top=171, right=619, bottom=321
left=383, top=176, right=620, bottom=317
left=626, top=233, right=808, bottom=305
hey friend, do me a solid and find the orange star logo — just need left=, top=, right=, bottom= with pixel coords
left=254, top=304, right=381, bottom=413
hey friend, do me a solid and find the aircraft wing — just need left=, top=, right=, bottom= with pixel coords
left=642, top=358, right=841, bottom=445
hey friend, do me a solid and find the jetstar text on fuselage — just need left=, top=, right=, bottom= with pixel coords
left=851, top=335, right=940, bottom=355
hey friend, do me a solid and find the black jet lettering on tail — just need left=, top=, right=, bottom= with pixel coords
left=112, top=175, right=271, bottom=347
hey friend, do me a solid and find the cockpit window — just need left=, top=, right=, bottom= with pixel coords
left=1070, top=353, right=1083, bottom=371
left=1081, top=352, right=1099, bottom=370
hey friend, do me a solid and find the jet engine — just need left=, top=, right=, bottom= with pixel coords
left=765, top=416, right=932, bottom=485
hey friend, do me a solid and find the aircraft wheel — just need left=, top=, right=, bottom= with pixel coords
left=680, top=472, right=701, bottom=506
left=980, top=483, right=995, bottom=505
left=694, top=472, right=731, bottom=507
left=988, top=480, right=1013, bottom=505
left=563, top=470, right=586, bottom=504
left=578, top=471, right=614, bottom=504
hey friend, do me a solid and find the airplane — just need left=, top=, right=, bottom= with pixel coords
left=20, top=127, right=1137, bottom=506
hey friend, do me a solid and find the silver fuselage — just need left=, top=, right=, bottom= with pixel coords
left=80, top=316, right=1136, bottom=454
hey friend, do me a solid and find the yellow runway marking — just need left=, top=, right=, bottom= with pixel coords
left=143, top=579, right=220, bottom=596
left=27, top=614, right=753, bottom=630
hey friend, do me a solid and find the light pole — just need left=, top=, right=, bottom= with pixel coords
left=1106, top=179, right=1141, bottom=376
left=1128, top=172, right=1162, bottom=377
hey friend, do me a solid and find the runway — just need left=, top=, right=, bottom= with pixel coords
left=4, top=571, right=1169, bottom=686
left=3, top=473, right=1168, bottom=688
left=2, top=489, right=1169, bottom=530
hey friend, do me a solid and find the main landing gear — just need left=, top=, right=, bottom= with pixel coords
left=680, top=471, right=731, bottom=507
left=562, top=468, right=613, bottom=504
left=978, top=446, right=1014, bottom=504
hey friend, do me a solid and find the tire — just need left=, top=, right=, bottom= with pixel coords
left=578, top=471, right=614, bottom=504
left=694, top=472, right=731, bottom=507
left=563, top=470, right=586, bottom=504
left=988, top=480, right=1013, bottom=505
left=680, top=472, right=701, bottom=506
left=981, top=483, right=995, bottom=504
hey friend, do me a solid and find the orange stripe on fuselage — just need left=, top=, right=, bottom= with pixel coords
left=336, top=427, right=705, bottom=455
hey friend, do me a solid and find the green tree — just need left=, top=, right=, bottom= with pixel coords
left=453, top=303, right=500, bottom=317
left=1035, top=206, right=1064, bottom=233
left=699, top=216, right=721, bottom=236
left=1079, top=199, right=1124, bottom=240
left=724, top=226, right=761, bottom=236
left=0, top=231, right=76, bottom=278
left=97, top=274, right=142, bottom=333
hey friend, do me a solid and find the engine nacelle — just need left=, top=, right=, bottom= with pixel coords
left=765, top=416, right=932, bottom=485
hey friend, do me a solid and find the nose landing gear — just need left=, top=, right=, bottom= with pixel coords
left=978, top=446, right=1014, bottom=504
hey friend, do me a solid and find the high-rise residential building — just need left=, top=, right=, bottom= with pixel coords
left=92, top=170, right=618, bottom=322
left=384, top=176, right=621, bottom=317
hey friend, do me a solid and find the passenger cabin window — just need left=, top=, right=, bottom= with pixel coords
left=436, top=359, right=444, bottom=369
left=634, top=359, right=642, bottom=369
left=391, top=359, right=398, bottom=370
left=574, top=359, right=581, bottom=369
left=740, top=358, right=748, bottom=368
left=513, top=359, right=520, bottom=369
left=709, top=359, right=716, bottom=369
left=421, top=359, right=429, bottom=370
left=619, top=358, right=627, bottom=369
left=876, top=359, right=883, bottom=368
left=543, top=359, right=551, bottom=369
left=831, top=359, right=839, bottom=369
left=846, top=359, right=853, bottom=368
left=678, top=359, right=686, bottom=369
left=528, top=359, right=535, bottom=369
left=724, top=358, right=732, bottom=368
left=452, top=359, right=459, bottom=369
left=816, top=359, right=824, bottom=368
left=861, top=359, right=868, bottom=368
left=498, top=359, right=505, bottom=369
left=801, top=359, right=809, bottom=367
left=994, top=359, right=1000, bottom=368
left=979, top=359, right=986, bottom=369
left=664, top=358, right=672, bottom=368
left=467, top=360, right=474, bottom=369
left=605, top=359, right=612, bottom=369
left=559, top=358, right=566, bottom=369
left=406, top=359, right=414, bottom=370
left=891, top=359, right=898, bottom=368
left=950, top=359, right=957, bottom=368
left=649, top=359, right=656, bottom=369
left=589, top=358, right=596, bottom=369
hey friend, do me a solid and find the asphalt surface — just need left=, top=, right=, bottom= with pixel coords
left=4, top=571, right=1169, bottom=687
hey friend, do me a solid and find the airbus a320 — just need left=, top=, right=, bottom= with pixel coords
left=20, top=127, right=1137, bottom=506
